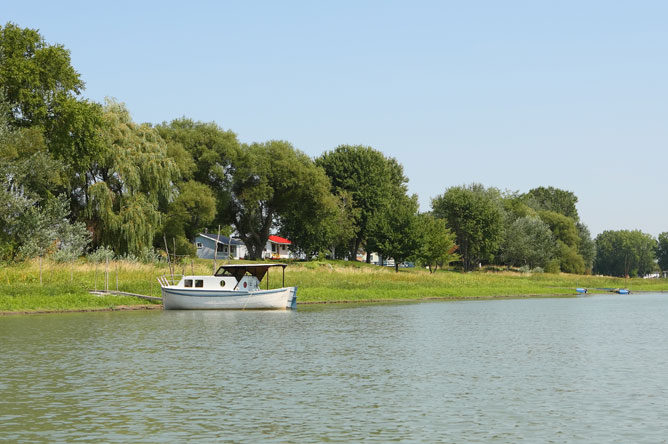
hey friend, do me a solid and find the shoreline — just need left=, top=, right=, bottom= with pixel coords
left=5, top=290, right=666, bottom=315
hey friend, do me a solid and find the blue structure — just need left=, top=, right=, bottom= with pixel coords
left=195, top=233, right=246, bottom=260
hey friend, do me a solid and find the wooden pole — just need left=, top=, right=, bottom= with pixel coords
left=94, top=262, right=97, bottom=291
left=116, top=262, right=119, bottom=291
left=213, top=224, right=221, bottom=274
left=164, top=234, right=173, bottom=284
left=105, top=257, right=109, bottom=291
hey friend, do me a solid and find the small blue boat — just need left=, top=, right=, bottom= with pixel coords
left=576, top=288, right=588, bottom=294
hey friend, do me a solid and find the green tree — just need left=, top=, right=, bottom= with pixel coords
left=431, top=184, right=504, bottom=271
left=501, top=216, right=556, bottom=268
left=524, top=186, right=579, bottom=221
left=85, top=100, right=178, bottom=255
left=0, top=22, right=83, bottom=128
left=316, top=145, right=408, bottom=260
left=0, top=23, right=104, bottom=178
left=370, top=194, right=421, bottom=272
left=156, top=118, right=239, bottom=226
left=228, top=140, right=336, bottom=260
left=657, top=232, right=668, bottom=272
left=576, top=222, right=596, bottom=273
left=594, top=230, right=657, bottom=277
left=414, top=213, right=458, bottom=273
left=280, top=190, right=356, bottom=259
left=160, top=181, right=217, bottom=256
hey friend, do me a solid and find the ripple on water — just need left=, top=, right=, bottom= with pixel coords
left=1, top=294, right=668, bottom=443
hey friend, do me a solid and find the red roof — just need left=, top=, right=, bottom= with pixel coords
left=268, top=235, right=291, bottom=245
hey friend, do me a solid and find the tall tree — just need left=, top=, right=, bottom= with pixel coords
left=537, top=210, right=585, bottom=273
left=432, top=184, right=504, bottom=271
left=657, top=232, right=668, bottom=272
left=594, top=230, right=657, bottom=277
left=501, top=216, right=556, bottom=269
left=156, top=118, right=238, bottom=226
left=228, top=140, right=336, bottom=260
left=316, top=145, right=408, bottom=260
left=576, top=222, right=596, bottom=273
left=524, top=186, right=579, bottom=221
left=370, top=194, right=421, bottom=272
left=0, top=23, right=106, bottom=216
left=414, top=213, right=458, bottom=273
left=85, top=100, right=178, bottom=254
left=0, top=22, right=83, bottom=128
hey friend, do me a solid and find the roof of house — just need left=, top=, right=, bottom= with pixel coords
left=268, top=235, right=291, bottom=245
left=198, top=233, right=245, bottom=246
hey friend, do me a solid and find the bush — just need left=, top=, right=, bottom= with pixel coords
left=531, top=266, right=544, bottom=274
left=545, top=259, right=560, bottom=274
left=87, top=246, right=115, bottom=263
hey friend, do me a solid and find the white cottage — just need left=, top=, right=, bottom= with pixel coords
left=264, top=235, right=292, bottom=259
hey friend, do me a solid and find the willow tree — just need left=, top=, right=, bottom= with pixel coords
left=85, top=100, right=177, bottom=254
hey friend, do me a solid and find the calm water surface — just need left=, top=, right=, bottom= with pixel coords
left=1, top=293, right=668, bottom=443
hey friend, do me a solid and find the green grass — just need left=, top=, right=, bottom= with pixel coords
left=1, top=258, right=666, bottom=313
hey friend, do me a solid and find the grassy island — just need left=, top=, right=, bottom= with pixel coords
left=1, top=259, right=666, bottom=314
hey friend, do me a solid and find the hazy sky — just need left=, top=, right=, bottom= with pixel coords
left=5, top=1, right=668, bottom=236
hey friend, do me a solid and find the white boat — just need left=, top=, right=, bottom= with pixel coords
left=158, top=263, right=297, bottom=310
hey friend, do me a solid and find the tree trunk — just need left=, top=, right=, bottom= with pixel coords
left=395, top=263, right=399, bottom=273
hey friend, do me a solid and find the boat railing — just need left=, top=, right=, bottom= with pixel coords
left=157, top=274, right=184, bottom=287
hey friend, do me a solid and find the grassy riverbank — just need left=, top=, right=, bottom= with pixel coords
left=1, top=259, right=667, bottom=313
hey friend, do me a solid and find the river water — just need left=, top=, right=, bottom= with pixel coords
left=1, top=293, right=667, bottom=443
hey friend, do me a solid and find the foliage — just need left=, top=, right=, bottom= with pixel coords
left=594, top=230, right=657, bottom=277
left=85, top=100, right=178, bottom=255
left=316, top=145, right=408, bottom=259
left=501, top=216, right=556, bottom=268
left=413, top=213, right=458, bottom=273
left=228, top=140, right=336, bottom=259
left=87, top=246, right=115, bottom=263
left=576, top=222, right=596, bottom=272
left=431, top=183, right=504, bottom=271
left=14, top=195, right=89, bottom=262
left=0, top=22, right=83, bottom=128
left=280, top=190, right=356, bottom=259
left=524, top=186, right=579, bottom=221
left=537, top=210, right=579, bottom=248
left=370, top=194, right=421, bottom=272
left=556, top=241, right=586, bottom=274
left=163, top=180, right=217, bottom=241
left=657, top=232, right=668, bottom=272
left=156, top=118, right=238, bottom=226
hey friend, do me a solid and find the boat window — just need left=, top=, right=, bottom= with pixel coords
left=220, top=280, right=226, bottom=288
left=195, top=280, right=204, bottom=288
left=184, top=279, right=193, bottom=287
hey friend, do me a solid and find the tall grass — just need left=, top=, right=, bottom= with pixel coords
left=1, top=258, right=666, bottom=313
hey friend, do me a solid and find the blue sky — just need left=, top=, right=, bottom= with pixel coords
left=5, top=1, right=668, bottom=236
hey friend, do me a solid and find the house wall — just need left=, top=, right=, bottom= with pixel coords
left=195, top=236, right=245, bottom=260
left=263, top=241, right=291, bottom=259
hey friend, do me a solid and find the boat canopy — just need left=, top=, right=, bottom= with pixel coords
left=214, top=263, right=288, bottom=283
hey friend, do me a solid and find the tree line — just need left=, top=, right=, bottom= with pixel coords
left=1, top=22, right=666, bottom=277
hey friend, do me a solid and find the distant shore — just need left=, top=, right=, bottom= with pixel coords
left=1, top=259, right=666, bottom=315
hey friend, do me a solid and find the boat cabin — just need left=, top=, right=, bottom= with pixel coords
left=168, top=263, right=288, bottom=291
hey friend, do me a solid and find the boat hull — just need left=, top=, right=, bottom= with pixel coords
left=162, top=286, right=297, bottom=310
